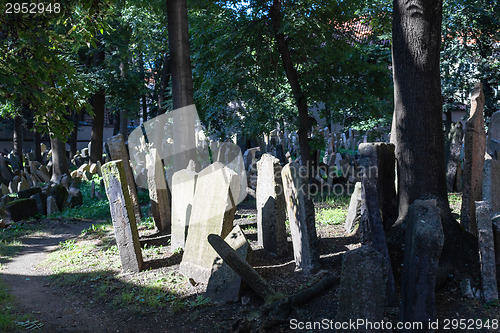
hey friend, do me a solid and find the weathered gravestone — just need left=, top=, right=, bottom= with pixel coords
left=46, top=196, right=59, bottom=216
left=17, top=177, right=30, bottom=192
left=102, top=160, right=143, bottom=273
left=146, top=148, right=171, bottom=232
left=461, top=82, right=486, bottom=236
left=475, top=201, right=498, bottom=301
left=446, top=122, right=464, bottom=191
left=482, top=154, right=500, bottom=214
left=107, top=134, right=142, bottom=224
left=179, top=162, right=239, bottom=284
left=256, top=154, right=288, bottom=256
left=401, top=200, right=444, bottom=328
left=344, top=182, right=362, bottom=234
left=336, top=245, right=387, bottom=332
left=1, top=198, right=38, bottom=223
left=358, top=143, right=398, bottom=230
left=206, top=225, right=251, bottom=303
left=171, top=166, right=197, bottom=250
left=281, top=161, right=319, bottom=273
left=487, top=111, right=500, bottom=156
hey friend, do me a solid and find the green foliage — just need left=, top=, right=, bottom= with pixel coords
left=316, top=207, right=347, bottom=225
left=0, top=280, right=15, bottom=331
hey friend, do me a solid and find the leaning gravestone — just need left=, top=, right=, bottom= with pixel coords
left=171, top=166, right=197, bottom=250
left=401, top=200, right=444, bottom=326
left=256, top=154, right=288, bottom=256
left=281, top=161, right=319, bottom=274
left=146, top=148, right=171, bottom=232
left=179, top=162, right=239, bottom=284
left=344, top=182, right=362, bottom=234
left=107, top=134, right=142, bottom=224
left=206, top=225, right=251, bottom=303
left=102, top=160, right=143, bottom=273
left=475, top=201, right=498, bottom=302
left=336, top=245, right=387, bottom=331
left=461, top=82, right=486, bottom=237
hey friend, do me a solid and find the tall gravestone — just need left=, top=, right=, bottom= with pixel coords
left=146, top=148, right=171, bottom=232
left=281, top=161, right=319, bottom=274
left=400, top=200, right=444, bottom=328
left=482, top=154, right=500, bottom=214
left=179, top=162, right=239, bottom=284
left=107, top=134, right=142, bottom=224
left=336, top=245, right=387, bottom=332
left=358, top=143, right=398, bottom=230
left=476, top=201, right=499, bottom=301
left=487, top=111, right=500, bottom=156
left=256, top=154, right=288, bottom=256
left=446, top=122, right=464, bottom=192
left=344, top=182, right=362, bottom=234
left=461, top=83, right=486, bottom=236
left=171, top=166, right=197, bottom=250
left=102, top=160, right=143, bottom=273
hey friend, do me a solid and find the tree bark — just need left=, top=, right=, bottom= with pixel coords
left=70, top=111, right=78, bottom=159
left=392, top=0, right=447, bottom=220
left=50, top=135, right=69, bottom=181
left=33, top=129, right=42, bottom=163
left=270, top=0, right=312, bottom=172
left=139, top=53, right=148, bottom=122
left=90, top=47, right=105, bottom=164
left=157, top=53, right=171, bottom=116
left=13, top=115, right=23, bottom=158
left=119, top=60, right=128, bottom=140
left=167, top=0, right=196, bottom=172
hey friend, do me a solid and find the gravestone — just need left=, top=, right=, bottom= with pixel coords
left=30, top=193, right=45, bottom=215
left=1, top=184, right=9, bottom=195
left=281, top=161, right=319, bottom=273
left=0, top=155, right=13, bottom=185
left=446, top=122, right=464, bottom=191
left=344, top=182, right=362, bottom=234
left=46, top=196, right=59, bottom=216
left=475, top=201, right=498, bottom=301
left=1, top=198, right=38, bottom=223
left=179, top=162, right=239, bottom=284
left=206, top=225, right=251, bottom=303
left=401, top=200, right=444, bottom=326
left=358, top=143, right=398, bottom=230
left=171, top=167, right=197, bottom=250
left=67, top=188, right=83, bottom=208
left=107, top=134, right=142, bottom=224
left=256, top=154, right=288, bottom=256
left=36, top=169, right=50, bottom=183
left=17, top=177, right=30, bottom=192
left=482, top=154, right=500, bottom=213
left=336, top=245, right=387, bottom=331
left=461, top=83, right=486, bottom=236
left=487, top=111, right=500, bottom=156
left=102, top=160, right=143, bottom=273
left=146, top=149, right=171, bottom=232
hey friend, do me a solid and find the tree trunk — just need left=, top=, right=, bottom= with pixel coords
left=119, top=60, right=128, bottom=140
left=139, top=53, right=148, bottom=122
left=157, top=53, right=171, bottom=116
left=70, top=111, right=78, bottom=159
left=50, top=135, right=69, bottom=182
left=167, top=0, right=196, bottom=172
left=90, top=47, right=105, bottom=164
left=33, top=129, right=42, bottom=163
left=270, top=0, right=312, bottom=171
left=392, top=0, right=447, bottom=221
left=13, top=115, right=23, bottom=158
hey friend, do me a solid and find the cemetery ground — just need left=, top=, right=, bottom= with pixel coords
left=0, top=178, right=499, bottom=332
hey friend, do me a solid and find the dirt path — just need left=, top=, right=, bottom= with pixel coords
left=1, top=220, right=133, bottom=333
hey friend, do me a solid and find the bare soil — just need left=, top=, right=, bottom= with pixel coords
left=1, top=204, right=499, bottom=333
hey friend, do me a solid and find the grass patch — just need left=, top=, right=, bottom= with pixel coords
left=316, top=207, right=348, bottom=225
left=448, top=192, right=462, bottom=217
left=0, top=279, right=15, bottom=331
left=42, top=227, right=202, bottom=314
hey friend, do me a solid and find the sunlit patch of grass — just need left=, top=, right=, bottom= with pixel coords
left=448, top=192, right=462, bottom=217
left=316, top=207, right=348, bottom=225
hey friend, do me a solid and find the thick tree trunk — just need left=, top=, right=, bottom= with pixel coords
left=157, top=53, right=171, bottom=116
left=167, top=0, right=196, bottom=172
left=50, top=135, right=69, bottom=182
left=90, top=48, right=105, bottom=164
left=392, top=0, right=447, bottom=220
left=13, top=115, right=23, bottom=157
left=270, top=0, right=312, bottom=171
left=139, top=54, right=148, bottom=122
